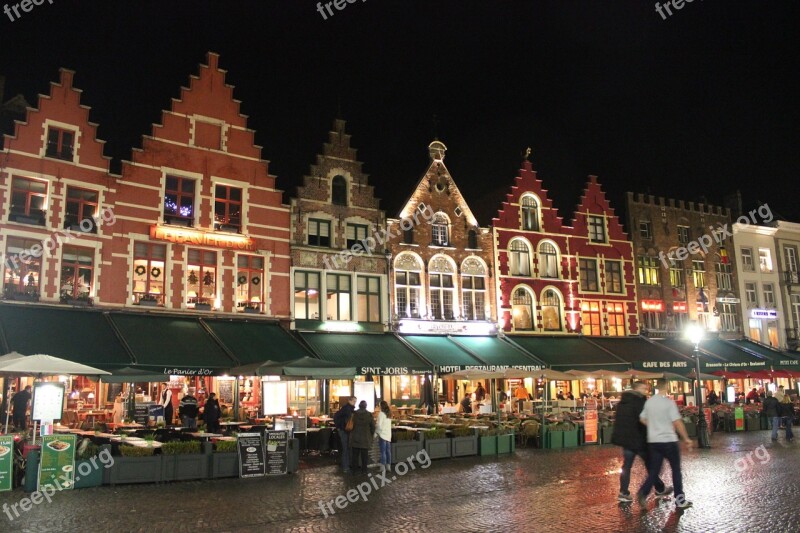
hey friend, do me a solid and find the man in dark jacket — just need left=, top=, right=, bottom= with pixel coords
left=778, top=395, right=794, bottom=442
left=333, top=397, right=356, bottom=473
left=179, top=389, right=199, bottom=429
left=349, top=400, right=376, bottom=475
left=762, top=390, right=780, bottom=441
left=611, top=382, right=668, bottom=502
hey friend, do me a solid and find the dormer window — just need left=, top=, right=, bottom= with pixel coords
left=431, top=213, right=449, bottom=246
left=332, top=175, right=347, bottom=206
left=588, top=215, right=606, bottom=243
left=521, top=195, right=540, bottom=231
left=45, top=127, right=74, bottom=161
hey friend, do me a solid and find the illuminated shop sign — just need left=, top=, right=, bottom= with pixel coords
left=641, top=300, right=664, bottom=312
left=750, top=308, right=778, bottom=319
left=397, top=320, right=497, bottom=336
left=150, top=225, right=255, bottom=251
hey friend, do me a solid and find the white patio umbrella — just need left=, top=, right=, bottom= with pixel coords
left=1, top=352, right=111, bottom=434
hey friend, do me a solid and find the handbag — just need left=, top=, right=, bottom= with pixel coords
left=345, top=415, right=354, bottom=432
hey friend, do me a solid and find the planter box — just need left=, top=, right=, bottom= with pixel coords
left=107, top=455, right=162, bottom=485
left=760, top=416, right=769, bottom=430
left=545, top=431, right=563, bottom=449
left=452, top=434, right=478, bottom=457
left=685, top=422, right=697, bottom=438
left=497, top=433, right=513, bottom=454
left=600, top=425, right=614, bottom=445
left=162, top=453, right=210, bottom=481
left=391, top=439, right=422, bottom=464
left=424, top=438, right=452, bottom=459
left=563, top=429, right=579, bottom=448
left=73, top=459, right=104, bottom=488
left=288, top=438, right=300, bottom=474
left=479, top=435, right=497, bottom=455
left=211, top=452, right=238, bottom=478
left=746, top=417, right=760, bottom=432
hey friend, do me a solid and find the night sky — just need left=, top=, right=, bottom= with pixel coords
left=1, top=1, right=797, bottom=226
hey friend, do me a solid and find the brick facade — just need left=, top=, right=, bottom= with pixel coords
left=625, top=192, right=742, bottom=336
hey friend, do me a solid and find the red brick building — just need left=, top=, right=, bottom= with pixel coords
left=492, top=156, right=638, bottom=336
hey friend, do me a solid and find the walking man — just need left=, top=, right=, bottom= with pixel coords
left=611, top=381, right=670, bottom=502
left=638, top=379, right=693, bottom=509
left=762, top=390, right=780, bottom=441
left=333, top=397, right=356, bottom=474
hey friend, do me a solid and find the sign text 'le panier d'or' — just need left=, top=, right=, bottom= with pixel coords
left=150, top=225, right=255, bottom=251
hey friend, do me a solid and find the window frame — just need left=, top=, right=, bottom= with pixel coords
left=670, top=266, right=685, bottom=288
left=3, top=237, right=43, bottom=298
left=132, top=242, right=167, bottom=306
left=429, top=272, right=455, bottom=320
left=236, top=254, right=265, bottom=312
left=740, top=247, right=754, bottom=271
left=509, top=240, right=531, bottom=277
left=9, top=176, right=48, bottom=223
left=521, top=195, right=540, bottom=231
left=462, top=274, right=486, bottom=321
left=186, top=248, right=218, bottom=309
left=326, top=273, right=352, bottom=321
left=45, top=126, right=75, bottom=161
left=308, top=218, right=332, bottom=247
left=715, top=261, right=732, bottom=291
left=163, top=175, right=196, bottom=226
left=763, top=283, right=775, bottom=307
left=538, top=242, right=559, bottom=279
left=346, top=223, right=369, bottom=250
left=745, top=282, right=758, bottom=307
left=214, top=184, right=243, bottom=233
left=331, top=175, right=348, bottom=206
left=677, top=225, right=690, bottom=246
left=639, top=221, right=652, bottom=240
left=605, top=260, right=623, bottom=293
left=511, top=287, right=535, bottom=331
left=637, top=256, right=660, bottom=286
left=581, top=301, right=602, bottom=335
left=64, top=186, right=99, bottom=232
left=357, top=275, right=382, bottom=323
left=395, top=269, right=421, bottom=318
left=579, top=258, right=599, bottom=292
left=294, top=270, right=321, bottom=320
left=692, top=259, right=706, bottom=288
left=59, top=245, right=94, bottom=300
left=431, top=214, right=449, bottom=246
left=588, top=215, right=606, bottom=243
left=607, top=302, right=626, bottom=336
left=758, top=248, right=773, bottom=273
left=540, top=289, right=562, bottom=331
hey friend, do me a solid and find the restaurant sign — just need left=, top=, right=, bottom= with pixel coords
left=266, top=430, right=289, bottom=476
left=750, top=308, right=778, bottom=319
left=150, top=225, right=255, bottom=251
left=359, top=366, right=429, bottom=376
left=0, top=435, right=13, bottom=492
left=702, top=360, right=768, bottom=369
left=639, top=361, right=690, bottom=369
left=162, top=367, right=216, bottom=376
left=238, top=433, right=266, bottom=478
left=39, top=434, right=76, bottom=491
left=397, top=319, right=496, bottom=336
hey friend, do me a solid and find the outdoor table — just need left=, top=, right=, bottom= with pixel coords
left=116, top=423, right=145, bottom=429
left=214, top=436, right=236, bottom=442
left=219, top=421, right=245, bottom=428
left=188, top=432, right=223, bottom=440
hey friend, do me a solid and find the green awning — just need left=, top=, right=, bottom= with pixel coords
left=204, top=319, right=311, bottom=365
left=108, top=314, right=235, bottom=375
left=448, top=336, right=543, bottom=370
left=303, top=333, right=431, bottom=375
left=508, top=336, right=629, bottom=371
left=658, top=338, right=768, bottom=371
left=400, top=335, right=486, bottom=372
left=589, top=337, right=695, bottom=375
left=726, top=339, right=787, bottom=364
left=0, top=304, right=131, bottom=368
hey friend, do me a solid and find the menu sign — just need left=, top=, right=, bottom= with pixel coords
left=266, top=430, right=289, bottom=475
left=39, top=434, right=76, bottom=492
left=0, top=436, right=14, bottom=492
left=32, top=382, right=65, bottom=422
left=704, top=408, right=713, bottom=433
left=584, top=409, right=598, bottom=444
left=218, top=379, right=234, bottom=404
left=134, top=403, right=155, bottom=425
left=735, top=407, right=744, bottom=431
left=237, top=433, right=266, bottom=478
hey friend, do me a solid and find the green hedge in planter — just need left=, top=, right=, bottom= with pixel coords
left=745, top=417, right=760, bottom=432
left=451, top=427, right=478, bottom=457
left=161, top=441, right=201, bottom=455
left=497, top=432, right=514, bottom=454
left=73, top=441, right=106, bottom=489
left=215, top=440, right=237, bottom=453
left=109, top=447, right=161, bottom=485
left=162, top=441, right=210, bottom=481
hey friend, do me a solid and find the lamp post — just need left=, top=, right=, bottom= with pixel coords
left=686, top=323, right=711, bottom=448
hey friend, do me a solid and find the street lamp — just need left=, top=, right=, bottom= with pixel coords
left=685, top=322, right=711, bottom=448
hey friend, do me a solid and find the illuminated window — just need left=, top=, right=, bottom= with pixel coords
left=395, top=254, right=423, bottom=319
left=357, top=276, right=381, bottom=323
left=605, top=260, right=623, bottom=293
left=719, top=303, right=737, bottom=332
left=716, top=261, right=732, bottom=290
left=588, top=216, right=606, bottom=243
left=692, top=260, right=706, bottom=288
left=759, top=248, right=773, bottom=273
left=521, top=196, right=540, bottom=231
left=132, top=242, right=166, bottom=306
left=581, top=301, right=601, bottom=335
left=429, top=258, right=456, bottom=320
left=237, top=255, right=264, bottom=312
left=60, top=246, right=93, bottom=301
left=541, top=289, right=562, bottom=331
left=670, top=266, right=684, bottom=287
left=638, top=256, right=660, bottom=286
left=3, top=238, right=42, bottom=299
left=9, top=176, right=47, bottom=225
left=294, top=271, right=320, bottom=319
left=164, top=176, right=195, bottom=226
left=509, top=240, right=531, bottom=276
left=431, top=213, right=449, bottom=246
left=186, top=249, right=216, bottom=309
left=763, top=283, right=775, bottom=307
left=326, top=273, right=352, bottom=321
left=607, top=303, right=626, bottom=336
left=745, top=282, right=758, bottom=307
left=214, top=185, right=242, bottom=232
left=512, top=288, right=534, bottom=330
left=538, top=242, right=559, bottom=279
left=740, top=247, right=754, bottom=271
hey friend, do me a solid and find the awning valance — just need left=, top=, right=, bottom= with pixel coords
left=303, top=332, right=431, bottom=375
left=508, top=336, right=629, bottom=371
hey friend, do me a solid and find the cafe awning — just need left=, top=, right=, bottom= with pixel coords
left=725, top=339, right=799, bottom=368
left=657, top=338, right=769, bottom=372
left=588, top=337, right=695, bottom=375
left=108, top=313, right=236, bottom=375
left=302, top=332, right=431, bottom=375
left=507, top=336, right=629, bottom=371
left=203, top=319, right=311, bottom=365
left=399, top=335, right=486, bottom=372
left=448, top=336, right=543, bottom=370
left=0, top=304, right=132, bottom=368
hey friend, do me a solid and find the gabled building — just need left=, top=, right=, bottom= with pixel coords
left=104, top=52, right=291, bottom=317
left=625, top=193, right=741, bottom=337
left=493, top=156, right=637, bottom=336
left=386, top=141, right=496, bottom=334
left=773, top=221, right=800, bottom=350
left=1, top=69, right=113, bottom=305
left=289, top=118, right=389, bottom=332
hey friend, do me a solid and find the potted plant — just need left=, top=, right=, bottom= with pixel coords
left=423, top=427, right=451, bottom=459
left=73, top=440, right=106, bottom=488
left=391, top=429, right=422, bottom=464
left=478, top=428, right=497, bottom=455
left=211, top=439, right=238, bottom=478
left=108, top=445, right=162, bottom=485
left=161, top=440, right=210, bottom=481
left=450, top=426, right=478, bottom=457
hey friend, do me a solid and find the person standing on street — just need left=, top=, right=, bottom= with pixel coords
left=763, top=390, right=780, bottom=441
left=376, top=401, right=392, bottom=473
left=349, top=400, right=375, bottom=475
left=333, top=397, right=356, bottom=474
left=638, top=379, right=693, bottom=509
left=611, top=382, right=669, bottom=502
left=203, top=392, right=221, bottom=434
left=12, top=385, right=31, bottom=431
left=161, top=385, right=173, bottom=426
left=779, top=394, right=794, bottom=442
left=179, top=388, right=199, bottom=429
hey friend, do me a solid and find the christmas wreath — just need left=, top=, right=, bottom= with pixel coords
left=151, top=267, right=161, bottom=278
left=134, top=265, right=146, bottom=276
left=251, top=276, right=260, bottom=285
left=237, top=275, right=247, bottom=286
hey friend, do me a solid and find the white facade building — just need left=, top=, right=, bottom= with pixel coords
left=773, top=221, right=800, bottom=351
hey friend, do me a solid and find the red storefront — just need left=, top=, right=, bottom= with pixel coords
left=492, top=157, right=638, bottom=336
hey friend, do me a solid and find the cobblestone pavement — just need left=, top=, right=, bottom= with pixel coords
left=2, top=432, right=800, bottom=532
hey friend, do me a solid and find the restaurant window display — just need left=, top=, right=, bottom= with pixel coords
left=59, top=246, right=94, bottom=301
left=237, top=255, right=264, bottom=312
left=132, top=242, right=167, bottom=305
left=294, top=270, right=321, bottom=319
left=288, top=380, right=320, bottom=416
left=3, top=237, right=42, bottom=299
left=187, top=249, right=217, bottom=309
left=391, top=375, right=421, bottom=404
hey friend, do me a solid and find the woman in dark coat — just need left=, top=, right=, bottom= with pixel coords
left=349, top=400, right=376, bottom=474
left=203, top=392, right=221, bottom=434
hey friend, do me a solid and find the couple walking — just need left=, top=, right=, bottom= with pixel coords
left=612, top=380, right=693, bottom=509
left=334, top=397, right=393, bottom=475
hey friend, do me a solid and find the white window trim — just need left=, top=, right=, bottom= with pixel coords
left=41, top=119, right=81, bottom=165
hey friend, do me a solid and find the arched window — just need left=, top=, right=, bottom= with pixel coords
left=541, top=289, right=562, bottom=331
left=394, top=254, right=423, bottom=318
left=521, top=195, right=540, bottom=231
left=429, top=256, right=455, bottom=319
left=512, top=288, right=534, bottom=330
left=431, top=213, right=449, bottom=246
left=509, top=240, right=531, bottom=276
left=331, top=175, right=347, bottom=206
left=538, top=242, right=559, bottom=278
left=462, top=258, right=486, bottom=320
left=467, top=229, right=478, bottom=250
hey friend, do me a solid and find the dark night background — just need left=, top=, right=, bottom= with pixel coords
left=1, top=1, right=797, bottom=226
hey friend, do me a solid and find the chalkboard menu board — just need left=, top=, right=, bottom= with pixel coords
left=266, top=430, right=289, bottom=475
left=134, top=403, right=155, bottom=425
left=218, top=379, right=234, bottom=404
left=237, top=432, right=266, bottom=478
